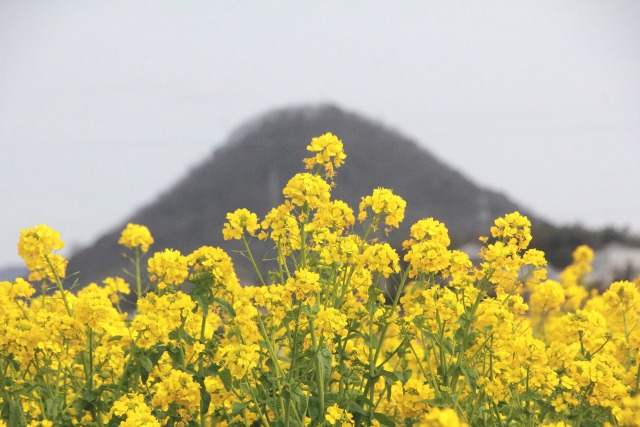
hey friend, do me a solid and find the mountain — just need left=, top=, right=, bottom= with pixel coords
left=68, top=104, right=554, bottom=289
left=0, top=265, right=27, bottom=282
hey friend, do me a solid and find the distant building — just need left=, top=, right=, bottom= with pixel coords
left=591, top=243, right=640, bottom=287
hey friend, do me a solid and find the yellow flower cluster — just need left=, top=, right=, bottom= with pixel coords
left=303, top=132, right=347, bottom=179
left=222, top=208, right=260, bottom=240
left=403, top=218, right=452, bottom=277
left=147, top=248, right=189, bottom=290
left=4, top=134, right=640, bottom=426
left=283, top=172, right=332, bottom=210
left=17, top=224, right=67, bottom=282
left=118, top=223, right=154, bottom=253
left=358, top=187, right=406, bottom=233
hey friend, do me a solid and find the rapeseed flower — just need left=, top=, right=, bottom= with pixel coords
left=147, top=248, right=189, bottom=289
left=303, top=132, right=346, bottom=179
left=222, top=208, right=260, bottom=240
left=358, top=187, right=406, bottom=232
left=17, top=224, right=67, bottom=281
left=325, top=404, right=354, bottom=426
left=118, top=223, right=154, bottom=253
left=283, top=172, right=331, bottom=210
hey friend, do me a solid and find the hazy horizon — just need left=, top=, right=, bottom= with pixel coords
left=2, top=1, right=639, bottom=268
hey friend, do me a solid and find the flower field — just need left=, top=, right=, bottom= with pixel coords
left=2, top=134, right=640, bottom=426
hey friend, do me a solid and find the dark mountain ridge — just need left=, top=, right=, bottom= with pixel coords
left=67, top=104, right=557, bottom=287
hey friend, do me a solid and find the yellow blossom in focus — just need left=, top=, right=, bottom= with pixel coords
left=147, top=249, right=189, bottom=289
left=259, top=203, right=302, bottom=255
left=118, top=223, right=154, bottom=253
left=315, top=306, right=348, bottom=342
left=489, top=211, right=532, bottom=250
left=216, top=342, right=261, bottom=378
left=283, top=172, right=331, bottom=210
left=361, top=243, right=400, bottom=278
left=222, top=208, right=260, bottom=240
left=150, top=369, right=200, bottom=422
left=188, top=245, right=240, bottom=292
left=17, top=224, right=67, bottom=281
left=303, top=132, right=347, bottom=179
left=358, top=188, right=406, bottom=232
left=312, top=199, right=355, bottom=233
left=17, top=224, right=64, bottom=266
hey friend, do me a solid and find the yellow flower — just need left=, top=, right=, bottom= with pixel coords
left=102, top=276, right=131, bottom=303
left=17, top=224, right=64, bottom=263
left=118, top=223, right=154, bottom=253
left=418, top=407, right=468, bottom=427
left=111, top=393, right=161, bottom=427
left=188, top=245, right=240, bottom=292
left=286, top=268, right=321, bottom=303
left=17, top=224, right=67, bottom=281
left=151, top=369, right=200, bottom=415
left=75, top=283, right=123, bottom=331
left=6, top=277, right=36, bottom=299
left=315, top=305, right=348, bottom=341
left=259, top=203, right=301, bottom=254
left=283, top=172, right=331, bottom=210
left=216, top=343, right=261, bottom=378
left=358, top=188, right=406, bottom=232
left=530, top=280, right=565, bottom=315
left=603, top=280, right=640, bottom=313
left=311, top=199, right=355, bottom=233
left=222, top=208, right=260, bottom=240
left=489, top=211, right=532, bottom=250
left=303, top=132, right=347, bottom=179
left=147, top=249, right=189, bottom=289
left=325, top=404, right=354, bottom=426
left=361, top=243, right=400, bottom=278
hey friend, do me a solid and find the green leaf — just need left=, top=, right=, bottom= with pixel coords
left=219, top=367, right=232, bottom=391
left=290, top=388, right=309, bottom=421
left=201, top=388, right=212, bottom=414
left=520, top=389, right=543, bottom=401
left=214, top=297, right=236, bottom=316
left=373, top=412, right=396, bottom=426
left=139, top=356, right=153, bottom=373
left=347, top=401, right=367, bottom=415
left=191, top=293, right=209, bottom=316
left=317, top=344, right=332, bottom=383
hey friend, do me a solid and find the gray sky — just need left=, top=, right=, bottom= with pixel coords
left=1, top=1, right=639, bottom=268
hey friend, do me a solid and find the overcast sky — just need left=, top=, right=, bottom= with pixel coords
left=1, top=1, right=639, bottom=268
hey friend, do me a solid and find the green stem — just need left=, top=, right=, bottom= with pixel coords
left=308, top=317, right=325, bottom=420
left=199, top=309, right=208, bottom=427
left=449, top=275, right=491, bottom=394
left=44, top=254, right=72, bottom=316
left=135, top=248, right=142, bottom=298
left=242, top=236, right=267, bottom=287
